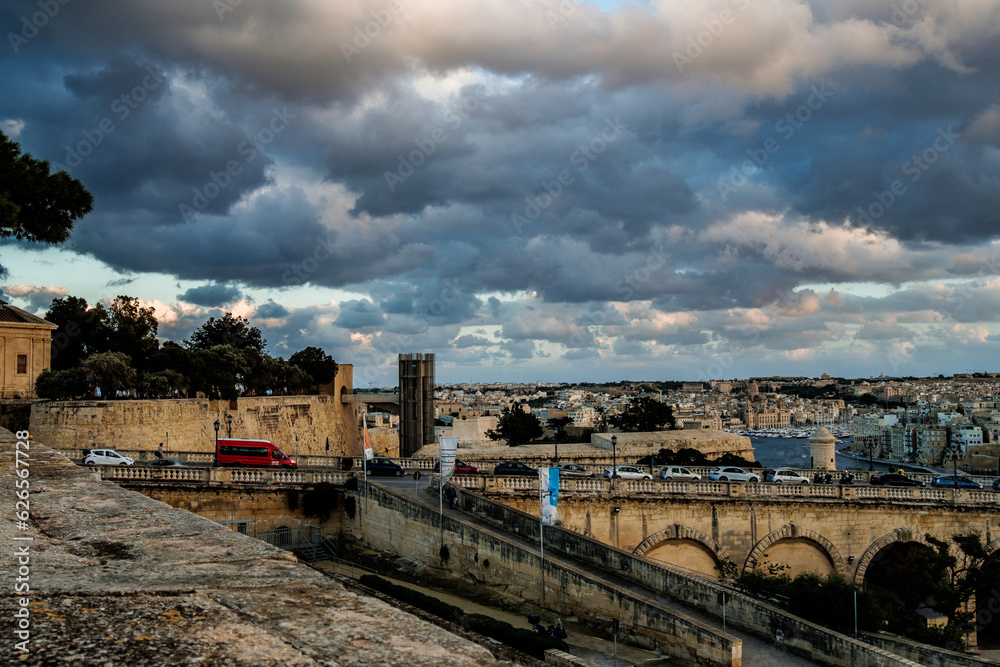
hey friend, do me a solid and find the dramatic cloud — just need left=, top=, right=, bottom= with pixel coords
left=3, top=0, right=1000, bottom=383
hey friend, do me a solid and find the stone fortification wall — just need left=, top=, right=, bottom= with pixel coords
left=29, top=393, right=361, bottom=458
left=592, top=429, right=756, bottom=462
left=350, top=483, right=742, bottom=666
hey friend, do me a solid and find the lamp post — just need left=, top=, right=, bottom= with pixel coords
left=611, top=435, right=618, bottom=479
left=553, top=426, right=559, bottom=465
left=213, top=419, right=220, bottom=466
left=867, top=437, right=875, bottom=472
left=944, top=444, right=962, bottom=490
left=226, top=413, right=233, bottom=437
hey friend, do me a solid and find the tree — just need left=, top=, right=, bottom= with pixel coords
left=289, top=346, right=339, bottom=390
left=486, top=404, right=543, bottom=446
left=185, top=313, right=265, bottom=354
left=105, top=296, right=159, bottom=369
left=610, top=396, right=675, bottom=432
left=82, top=351, right=136, bottom=399
left=0, top=130, right=93, bottom=244
left=45, top=295, right=108, bottom=370
left=547, top=416, right=573, bottom=442
left=34, top=368, right=92, bottom=400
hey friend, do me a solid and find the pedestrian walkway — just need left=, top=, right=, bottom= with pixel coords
left=372, top=479, right=820, bottom=666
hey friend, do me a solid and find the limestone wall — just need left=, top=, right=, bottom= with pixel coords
left=29, top=393, right=362, bottom=458
left=592, top=429, right=756, bottom=461
left=349, top=483, right=742, bottom=666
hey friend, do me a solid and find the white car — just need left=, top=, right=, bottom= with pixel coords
left=83, top=449, right=135, bottom=466
left=708, top=466, right=761, bottom=483
left=658, top=465, right=701, bottom=482
left=769, top=468, right=810, bottom=484
left=603, top=465, right=653, bottom=480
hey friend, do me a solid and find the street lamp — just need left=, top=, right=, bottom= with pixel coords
left=226, top=413, right=233, bottom=437
left=553, top=426, right=559, bottom=464
left=213, top=419, right=220, bottom=466
left=611, top=435, right=618, bottom=479
left=866, top=437, right=875, bottom=472
left=944, top=444, right=963, bottom=490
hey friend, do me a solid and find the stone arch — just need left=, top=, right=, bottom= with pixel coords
left=635, top=525, right=727, bottom=578
left=634, top=524, right=730, bottom=562
left=854, top=528, right=923, bottom=583
left=744, top=522, right=845, bottom=575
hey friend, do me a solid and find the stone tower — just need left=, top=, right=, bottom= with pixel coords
left=398, top=353, right=435, bottom=457
left=809, top=426, right=837, bottom=470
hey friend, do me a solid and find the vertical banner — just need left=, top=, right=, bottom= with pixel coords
left=439, top=437, right=458, bottom=478
left=540, top=466, right=560, bottom=526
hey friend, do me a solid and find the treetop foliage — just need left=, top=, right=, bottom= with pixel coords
left=486, top=403, right=544, bottom=446
left=1, top=130, right=93, bottom=244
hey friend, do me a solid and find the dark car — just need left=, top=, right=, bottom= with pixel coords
left=869, top=472, right=924, bottom=487
left=434, top=460, right=481, bottom=475
left=931, top=475, right=984, bottom=490
left=143, top=458, right=187, bottom=467
left=493, top=461, right=538, bottom=476
left=364, top=456, right=405, bottom=477
left=994, top=477, right=1000, bottom=492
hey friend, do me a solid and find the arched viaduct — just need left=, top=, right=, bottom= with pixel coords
left=490, top=489, right=1000, bottom=582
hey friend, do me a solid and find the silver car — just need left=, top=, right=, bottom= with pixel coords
left=603, top=465, right=653, bottom=480
left=558, top=463, right=595, bottom=478
left=658, top=465, right=701, bottom=481
left=83, top=449, right=135, bottom=466
left=708, top=466, right=761, bottom=483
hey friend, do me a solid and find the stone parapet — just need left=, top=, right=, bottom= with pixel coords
left=0, top=432, right=498, bottom=666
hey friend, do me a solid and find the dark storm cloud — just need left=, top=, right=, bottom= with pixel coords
left=178, top=284, right=242, bottom=307
left=5, top=0, right=1000, bottom=381
left=334, top=299, right=384, bottom=331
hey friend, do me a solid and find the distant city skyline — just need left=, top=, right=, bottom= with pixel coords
left=3, top=1, right=1000, bottom=388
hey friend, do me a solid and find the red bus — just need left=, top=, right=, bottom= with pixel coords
left=215, top=438, right=298, bottom=468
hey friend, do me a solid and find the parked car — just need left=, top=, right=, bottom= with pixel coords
left=143, top=458, right=187, bottom=467
left=493, top=461, right=538, bottom=476
left=930, top=474, right=983, bottom=490
left=708, top=466, right=761, bottom=483
left=994, top=477, right=1000, bottom=492
left=83, top=449, right=135, bottom=466
left=658, top=465, right=700, bottom=482
left=603, top=465, right=653, bottom=480
left=434, top=460, right=481, bottom=475
left=767, top=468, right=810, bottom=484
left=869, top=472, right=924, bottom=487
left=557, top=463, right=595, bottom=478
left=364, top=456, right=405, bottom=476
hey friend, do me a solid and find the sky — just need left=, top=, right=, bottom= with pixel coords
left=1, top=0, right=999, bottom=388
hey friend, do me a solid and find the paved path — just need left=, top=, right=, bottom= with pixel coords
left=374, top=478, right=820, bottom=666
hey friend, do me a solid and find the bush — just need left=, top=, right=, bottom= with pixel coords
left=34, top=368, right=91, bottom=400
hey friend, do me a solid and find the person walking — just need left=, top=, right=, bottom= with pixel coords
left=445, top=483, right=458, bottom=508
left=155, top=443, right=164, bottom=459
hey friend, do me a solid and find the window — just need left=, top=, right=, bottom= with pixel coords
left=16, top=355, right=27, bottom=374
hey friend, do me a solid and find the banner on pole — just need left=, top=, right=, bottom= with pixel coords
left=540, top=466, right=560, bottom=526
left=439, top=437, right=458, bottom=478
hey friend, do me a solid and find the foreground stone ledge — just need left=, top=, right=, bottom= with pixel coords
left=0, top=434, right=500, bottom=666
